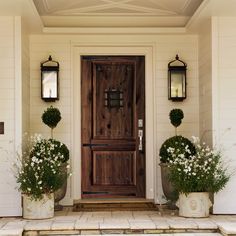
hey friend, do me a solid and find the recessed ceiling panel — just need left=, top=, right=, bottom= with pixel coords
left=33, top=0, right=204, bottom=27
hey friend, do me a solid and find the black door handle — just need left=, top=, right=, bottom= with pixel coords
left=83, top=143, right=109, bottom=147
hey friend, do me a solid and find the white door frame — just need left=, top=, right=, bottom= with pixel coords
left=71, top=43, right=157, bottom=201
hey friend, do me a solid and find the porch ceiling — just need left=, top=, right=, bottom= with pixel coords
left=32, top=0, right=203, bottom=27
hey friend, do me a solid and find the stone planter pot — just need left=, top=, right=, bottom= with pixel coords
left=54, top=163, right=67, bottom=211
left=176, top=192, right=212, bottom=218
left=22, top=193, right=54, bottom=219
left=160, top=163, right=178, bottom=208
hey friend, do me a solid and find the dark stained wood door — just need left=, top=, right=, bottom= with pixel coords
left=81, top=56, right=145, bottom=198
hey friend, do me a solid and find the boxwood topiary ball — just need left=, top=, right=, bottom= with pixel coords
left=42, top=106, right=61, bottom=129
left=49, top=139, right=69, bottom=163
left=169, top=109, right=184, bottom=128
left=159, top=135, right=196, bottom=163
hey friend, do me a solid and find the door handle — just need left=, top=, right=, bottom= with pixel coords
left=83, top=143, right=109, bottom=147
left=138, top=130, right=143, bottom=151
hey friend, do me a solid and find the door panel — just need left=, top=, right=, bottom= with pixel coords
left=93, top=62, right=134, bottom=139
left=81, top=56, right=145, bottom=198
left=93, top=151, right=136, bottom=186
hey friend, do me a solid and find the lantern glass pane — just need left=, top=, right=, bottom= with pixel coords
left=42, top=71, right=57, bottom=99
left=170, top=71, right=185, bottom=98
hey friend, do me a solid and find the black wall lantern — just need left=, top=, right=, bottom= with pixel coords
left=41, top=55, right=59, bottom=102
left=168, top=54, right=187, bottom=101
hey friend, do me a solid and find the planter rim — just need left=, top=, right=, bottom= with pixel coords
left=22, top=192, right=54, bottom=196
left=179, top=192, right=209, bottom=194
left=159, top=162, right=169, bottom=166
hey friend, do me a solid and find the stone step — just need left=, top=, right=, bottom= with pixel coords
left=1, top=210, right=236, bottom=236
left=74, top=198, right=152, bottom=204
left=0, top=229, right=23, bottom=236
left=73, top=198, right=157, bottom=211
left=218, top=222, right=236, bottom=236
left=23, top=228, right=220, bottom=236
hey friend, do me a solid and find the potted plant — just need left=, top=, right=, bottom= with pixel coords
left=42, top=105, right=61, bottom=139
left=16, top=134, right=70, bottom=219
left=42, top=106, right=69, bottom=211
left=167, top=136, right=230, bottom=217
left=159, top=109, right=196, bottom=207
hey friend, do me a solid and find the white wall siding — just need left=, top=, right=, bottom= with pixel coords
left=0, top=16, right=21, bottom=216
left=30, top=34, right=199, bottom=203
left=213, top=17, right=236, bottom=214
left=198, top=19, right=213, bottom=146
left=155, top=36, right=199, bottom=202
left=30, top=37, right=72, bottom=204
left=22, top=20, right=30, bottom=138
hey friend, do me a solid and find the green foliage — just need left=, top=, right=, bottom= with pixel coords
left=168, top=137, right=230, bottom=194
left=49, top=139, right=69, bottom=163
left=42, top=106, right=61, bottom=129
left=169, top=109, right=184, bottom=128
left=16, top=135, right=70, bottom=200
left=159, top=135, right=196, bottom=163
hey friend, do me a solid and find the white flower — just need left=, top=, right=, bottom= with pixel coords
left=191, top=136, right=200, bottom=143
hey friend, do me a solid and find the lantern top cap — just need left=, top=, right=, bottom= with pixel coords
left=41, top=55, right=59, bottom=68
left=168, top=54, right=187, bottom=68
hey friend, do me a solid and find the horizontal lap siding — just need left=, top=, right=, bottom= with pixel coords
left=0, top=17, right=21, bottom=216
left=155, top=36, right=199, bottom=202
left=198, top=20, right=213, bottom=147
left=155, top=36, right=199, bottom=148
left=22, top=21, right=30, bottom=138
left=30, top=38, right=72, bottom=204
left=213, top=17, right=236, bottom=214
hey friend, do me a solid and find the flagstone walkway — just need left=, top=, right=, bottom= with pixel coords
left=0, top=208, right=236, bottom=236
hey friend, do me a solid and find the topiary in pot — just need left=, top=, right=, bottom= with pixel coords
left=159, top=135, right=196, bottom=207
left=169, top=109, right=184, bottom=135
left=41, top=106, right=69, bottom=211
left=42, top=106, right=61, bottom=139
left=159, top=109, right=195, bottom=208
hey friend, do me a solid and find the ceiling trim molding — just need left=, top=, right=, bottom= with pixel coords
left=43, top=27, right=186, bottom=34
left=186, top=0, right=211, bottom=32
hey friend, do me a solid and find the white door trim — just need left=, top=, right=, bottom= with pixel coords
left=71, top=43, right=157, bottom=201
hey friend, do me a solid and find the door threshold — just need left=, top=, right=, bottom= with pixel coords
left=73, top=198, right=156, bottom=211
left=74, top=198, right=154, bottom=204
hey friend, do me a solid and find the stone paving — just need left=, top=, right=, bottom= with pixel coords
left=0, top=208, right=236, bottom=236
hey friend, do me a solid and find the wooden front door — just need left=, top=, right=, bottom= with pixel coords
left=81, top=56, right=145, bottom=198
